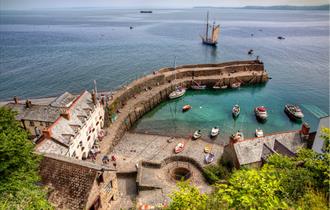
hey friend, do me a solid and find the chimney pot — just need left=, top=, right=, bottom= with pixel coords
left=61, top=111, right=70, bottom=120
left=25, top=100, right=32, bottom=108
left=92, top=91, right=97, bottom=105
left=42, top=129, right=52, bottom=139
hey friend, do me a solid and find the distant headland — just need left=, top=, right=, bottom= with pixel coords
left=194, top=4, right=330, bottom=11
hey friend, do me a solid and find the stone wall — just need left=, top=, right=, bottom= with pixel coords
left=106, top=60, right=269, bottom=152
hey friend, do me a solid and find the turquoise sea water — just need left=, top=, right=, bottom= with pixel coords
left=0, top=8, right=329, bottom=136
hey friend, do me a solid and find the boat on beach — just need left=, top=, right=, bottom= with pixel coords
left=255, top=106, right=268, bottom=121
left=231, top=82, right=241, bottom=89
left=205, top=153, right=215, bottom=164
left=231, top=131, right=244, bottom=142
left=210, top=127, right=219, bottom=137
left=284, top=104, right=304, bottom=120
left=255, top=128, right=264, bottom=137
left=232, top=104, right=240, bottom=118
left=169, top=86, right=186, bottom=99
left=201, top=12, right=220, bottom=46
left=182, top=105, right=192, bottom=112
left=192, top=130, right=202, bottom=140
left=174, top=142, right=185, bottom=154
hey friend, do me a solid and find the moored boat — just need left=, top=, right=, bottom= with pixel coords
left=191, top=81, right=206, bottom=90
left=231, top=82, right=241, bottom=89
left=169, top=86, right=186, bottom=99
left=284, top=104, right=304, bottom=120
left=210, top=127, right=219, bottom=137
left=255, top=128, right=264, bottom=137
left=192, top=130, right=202, bottom=140
left=232, top=104, right=240, bottom=118
left=182, top=105, right=192, bottom=112
left=255, top=106, right=268, bottom=121
left=204, top=145, right=211, bottom=153
left=221, top=85, right=228, bottom=89
left=174, top=142, right=185, bottom=154
left=201, top=12, right=220, bottom=46
left=205, top=153, right=215, bottom=164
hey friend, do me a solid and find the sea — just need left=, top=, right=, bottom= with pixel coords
left=0, top=8, right=329, bottom=139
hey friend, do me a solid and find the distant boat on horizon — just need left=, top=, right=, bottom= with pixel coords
left=140, top=10, right=152, bottom=13
left=201, top=11, right=220, bottom=46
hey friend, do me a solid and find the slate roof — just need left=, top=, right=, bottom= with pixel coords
left=233, top=131, right=303, bottom=166
left=6, top=103, right=64, bottom=122
left=36, top=138, right=69, bottom=156
left=50, top=92, right=77, bottom=108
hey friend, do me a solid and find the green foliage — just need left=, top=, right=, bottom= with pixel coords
left=169, top=129, right=330, bottom=209
left=167, top=181, right=207, bottom=210
left=203, top=163, right=230, bottom=184
left=0, top=107, right=52, bottom=210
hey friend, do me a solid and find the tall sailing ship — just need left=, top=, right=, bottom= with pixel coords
left=201, top=12, right=220, bottom=46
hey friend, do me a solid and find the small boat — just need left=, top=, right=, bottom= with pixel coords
left=205, top=153, right=215, bottom=164
left=230, top=131, right=244, bottom=142
left=277, top=36, right=285, bottom=40
left=221, top=85, right=228, bottom=89
left=140, top=10, right=152, bottom=13
left=213, top=85, right=221, bottom=89
left=255, top=128, right=264, bottom=137
left=232, top=104, right=240, bottom=118
left=231, top=82, right=241, bottom=89
left=201, top=12, right=220, bottom=46
left=248, top=49, right=254, bottom=55
left=169, top=86, right=186, bottom=99
left=255, top=106, right=268, bottom=121
left=129, top=26, right=134, bottom=30
left=210, top=127, right=219, bottom=137
left=174, top=142, right=185, bottom=154
left=192, top=130, right=202, bottom=140
left=284, top=104, right=304, bottom=120
left=191, top=81, right=207, bottom=90
left=204, top=145, right=211, bottom=153
left=182, top=105, right=192, bottom=112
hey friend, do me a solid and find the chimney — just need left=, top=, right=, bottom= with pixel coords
left=61, top=111, right=70, bottom=120
left=25, top=100, right=32, bottom=108
left=301, top=122, right=310, bottom=140
left=92, top=90, right=97, bottom=105
left=42, top=129, right=52, bottom=139
left=13, top=96, right=18, bottom=104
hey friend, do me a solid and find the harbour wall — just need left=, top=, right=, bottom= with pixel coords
left=105, top=60, right=269, bottom=153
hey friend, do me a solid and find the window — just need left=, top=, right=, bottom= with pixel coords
left=29, top=121, right=34, bottom=126
left=40, top=122, right=43, bottom=126
left=87, top=136, right=91, bottom=141
left=46, top=122, right=51, bottom=127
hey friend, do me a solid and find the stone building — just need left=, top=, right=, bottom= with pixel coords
left=223, top=130, right=305, bottom=169
left=39, top=153, right=118, bottom=210
left=35, top=90, right=105, bottom=160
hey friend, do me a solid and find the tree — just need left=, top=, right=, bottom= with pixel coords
left=0, top=107, right=52, bottom=209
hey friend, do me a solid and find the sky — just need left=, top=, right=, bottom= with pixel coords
left=0, top=0, right=328, bottom=10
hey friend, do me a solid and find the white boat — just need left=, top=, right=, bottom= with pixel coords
left=205, top=153, right=215, bottom=164
left=255, top=106, right=268, bottom=121
left=210, top=127, right=219, bottom=137
left=191, top=85, right=207, bottom=90
left=255, top=128, right=264, bottom=137
left=213, top=85, right=221, bottom=89
left=220, top=85, right=228, bottom=89
left=174, top=142, right=185, bottom=154
left=284, top=104, right=304, bottom=120
left=169, top=86, right=186, bottom=99
left=232, top=104, right=240, bottom=118
left=192, top=130, right=202, bottom=140
left=231, top=82, right=241, bottom=89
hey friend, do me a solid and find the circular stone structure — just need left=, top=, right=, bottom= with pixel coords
left=170, top=167, right=192, bottom=181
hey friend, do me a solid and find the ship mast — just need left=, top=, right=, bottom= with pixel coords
left=205, top=11, right=209, bottom=40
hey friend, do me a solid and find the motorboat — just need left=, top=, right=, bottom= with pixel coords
left=248, top=49, right=254, bottom=55
left=205, top=153, right=215, bottom=164
left=232, top=104, right=240, bottom=118
left=255, top=128, right=264, bottom=137
left=192, top=130, right=202, bottom=140
left=174, top=142, right=185, bottom=154
left=230, top=131, right=244, bottom=142
left=210, top=127, right=219, bottom=137
left=169, top=86, right=186, bottom=99
left=284, top=104, right=304, bottom=120
left=255, top=106, right=268, bottom=121
left=231, top=82, right=241, bottom=89
left=213, top=85, right=227, bottom=89
left=182, top=105, right=192, bottom=112
left=277, top=36, right=285, bottom=40
left=221, top=85, right=228, bottom=89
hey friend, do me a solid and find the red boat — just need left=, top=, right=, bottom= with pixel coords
left=174, top=142, right=185, bottom=153
left=182, top=105, right=192, bottom=112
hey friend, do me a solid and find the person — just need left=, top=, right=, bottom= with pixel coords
left=102, top=155, right=110, bottom=164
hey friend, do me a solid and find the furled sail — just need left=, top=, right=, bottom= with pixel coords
left=211, top=25, right=220, bottom=43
